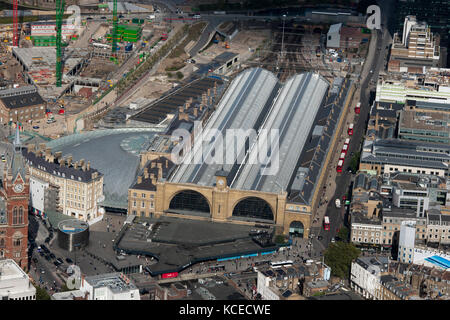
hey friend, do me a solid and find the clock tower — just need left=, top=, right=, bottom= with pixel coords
left=0, top=127, right=30, bottom=270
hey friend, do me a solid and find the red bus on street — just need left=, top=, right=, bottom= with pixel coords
left=337, top=159, right=344, bottom=173
left=355, top=102, right=361, bottom=114
left=344, top=138, right=350, bottom=146
left=342, top=144, right=349, bottom=155
left=339, top=152, right=346, bottom=160
left=323, top=216, right=330, bottom=231
left=348, top=123, right=354, bottom=136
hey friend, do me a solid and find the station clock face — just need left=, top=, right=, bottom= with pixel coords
left=13, top=184, right=24, bottom=193
left=218, top=179, right=224, bottom=186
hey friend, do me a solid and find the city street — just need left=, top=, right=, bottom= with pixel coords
left=310, top=0, right=395, bottom=251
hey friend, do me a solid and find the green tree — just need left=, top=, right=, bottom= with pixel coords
left=348, top=151, right=360, bottom=173
left=324, top=242, right=360, bottom=279
left=34, top=284, right=51, bottom=300
left=337, top=226, right=350, bottom=242
left=274, top=234, right=287, bottom=244
left=176, top=71, right=184, bottom=80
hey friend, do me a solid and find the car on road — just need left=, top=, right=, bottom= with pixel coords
left=65, top=258, right=73, bottom=264
left=32, top=126, right=39, bottom=130
left=45, top=254, right=51, bottom=261
left=1, top=154, right=5, bottom=162
left=317, top=235, right=323, bottom=240
left=41, top=270, right=45, bottom=274
left=331, top=237, right=336, bottom=243
left=39, top=251, right=45, bottom=257
left=45, top=237, right=50, bottom=243
left=56, top=258, right=64, bottom=264
left=101, top=16, right=107, bottom=19
left=86, top=17, right=93, bottom=20
left=53, top=261, right=60, bottom=267
left=335, top=198, right=341, bottom=208
left=49, top=253, right=55, bottom=259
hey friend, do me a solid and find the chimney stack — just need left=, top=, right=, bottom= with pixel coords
left=137, top=175, right=142, bottom=184
left=73, top=162, right=78, bottom=169
left=165, top=159, right=169, bottom=168
left=151, top=162, right=156, bottom=168
left=45, top=148, right=51, bottom=161
left=144, top=168, right=149, bottom=179
left=66, top=156, right=72, bottom=167
left=193, top=107, right=198, bottom=117
left=79, top=159, right=85, bottom=167
left=59, top=158, right=65, bottom=167
left=87, top=161, right=90, bottom=171
left=39, top=143, right=46, bottom=152
left=54, top=151, right=62, bottom=160
left=28, top=144, right=36, bottom=153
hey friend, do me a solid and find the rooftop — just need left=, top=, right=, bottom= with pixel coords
left=116, top=215, right=277, bottom=275
left=0, top=92, right=45, bottom=109
left=84, top=272, right=138, bottom=293
left=130, top=76, right=224, bottom=125
left=399, top=110, right=450, bottom=134
left=0, top=259, right=28, bottom=281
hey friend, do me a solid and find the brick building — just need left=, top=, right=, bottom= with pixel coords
left=0, top=128, right=30, bottom=270
left=0, top=87, right=46, bottom=124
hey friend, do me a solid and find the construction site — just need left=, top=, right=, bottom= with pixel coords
left=0, top=2, right=372, bottom=143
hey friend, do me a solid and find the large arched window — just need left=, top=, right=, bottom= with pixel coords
left=12, top=207, right=18, bottom=224
left=18, top=207, right=24, bottom=224
left=169, top=190, right=211, bottom=216
left=0, top=238, right=4, bottom=248
left=232, top=197, right=274, bottom=221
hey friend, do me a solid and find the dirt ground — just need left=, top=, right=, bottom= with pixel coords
left=121, top=75, right=170, bottom=107
left=80, top=57, right=117, bottom=79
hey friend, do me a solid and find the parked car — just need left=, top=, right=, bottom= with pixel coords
left=56, top=258, right=64, bottom=265
left=65, top=258, right=73, bottom=264
left=49, top=253, right=56, bottom=259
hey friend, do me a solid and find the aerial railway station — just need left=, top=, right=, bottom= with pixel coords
left=134, top=67, right=354, bottom=237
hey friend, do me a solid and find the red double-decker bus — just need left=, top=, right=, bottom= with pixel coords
left=337, top=159, right=344, bottom=173
left=348, top=123, right=354, bottom=136
left=342, top=144, right=349, bottom=155
left=355, top=102, right=361, bottom=114
left=339, top=152, right=346, bottom=160
left=323, top=216, right=330, bottom=231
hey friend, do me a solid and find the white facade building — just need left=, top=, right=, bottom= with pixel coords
left=29, top=176, right=48, bottom=214
left=350, top=256, right=388, bottom=300
left=256, top=270, right=280, bottom=300
left=0, top=259, right=36, bottom=300
left=80, top=272, right=140, bottom=300
left=398, top=221, right=417, bottom=263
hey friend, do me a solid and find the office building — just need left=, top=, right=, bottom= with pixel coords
left=24, top=144, right=104, bottom=222
left=79, top=272, right=140, bottom=300
left=388, top=16, right=440, bottom=72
